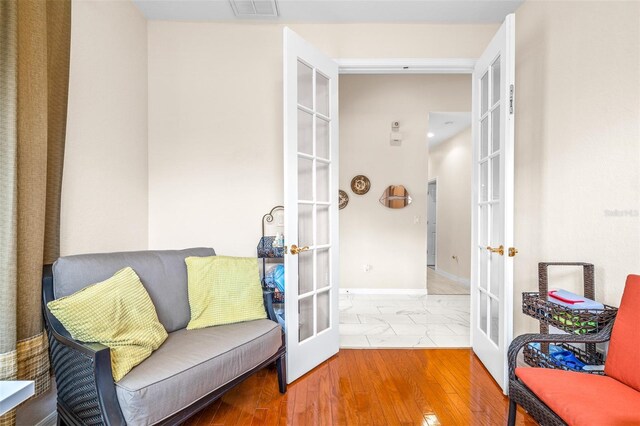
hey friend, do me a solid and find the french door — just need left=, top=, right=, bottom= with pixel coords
left=471, top=14, right=516, bottom=393
left=283, top=28, right=340, bottom=383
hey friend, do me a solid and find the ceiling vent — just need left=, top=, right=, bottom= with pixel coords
left=230, top=0, right=279, bottom=17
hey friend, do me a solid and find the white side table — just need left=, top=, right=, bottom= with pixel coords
left=0, top=381, right=35, bottom=416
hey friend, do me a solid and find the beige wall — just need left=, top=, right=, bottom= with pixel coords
left=427, top=126, right=472, bottom=282
left=60, top=0, right=639, bottom=338
left=338, top=75, right=471, bottom=289
left=147, top=22, right=498, bottom=257
left=514, top=0, right=640, bottom=334
left=61, top=0, right=148, bottom=255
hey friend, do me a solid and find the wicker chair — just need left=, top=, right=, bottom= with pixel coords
left=507, top=274, right=640, bottom=426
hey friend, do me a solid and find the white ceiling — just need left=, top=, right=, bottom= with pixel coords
left=427, top=112, right=471, bottom=147
left=132, top=0, right=523, bottom=23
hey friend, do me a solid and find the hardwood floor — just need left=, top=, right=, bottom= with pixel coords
left=427, top=268, right=470, bottom=295
left=185, top=349, right=537, bottom=425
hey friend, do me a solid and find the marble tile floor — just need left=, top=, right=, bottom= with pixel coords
left=339, top=293, right=471, bottom=349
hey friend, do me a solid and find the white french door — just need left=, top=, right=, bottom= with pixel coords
left=471, top=14, right=516, bottom=393
left=283, top=28, right=340, bottom=383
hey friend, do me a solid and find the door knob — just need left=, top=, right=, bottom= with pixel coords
left=486, top=245, right=504, bottom=256
left=508, top=247, right=518, bottom=257
left=290, top=244, right=309, bottom=255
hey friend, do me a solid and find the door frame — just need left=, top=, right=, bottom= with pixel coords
left=337, top=58, right=476, bottom=74
left=426, top=177, right=438, bottom=270
left=333, top=57, right=513, bottom=389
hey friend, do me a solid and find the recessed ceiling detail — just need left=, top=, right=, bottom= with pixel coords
left=230, top=0, right=279, bottom=17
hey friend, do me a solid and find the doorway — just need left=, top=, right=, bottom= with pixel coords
left=336, top=74, right=472, bottom=350
left=284, top=14, right=516, bottom=390
left=426, top=112, right=472, bottom=296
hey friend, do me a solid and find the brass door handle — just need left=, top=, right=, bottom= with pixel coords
left=508, top=247, right=518, bottom=257
left=486, top=245, right=504, bottom=256
left=290, top=244, right=309, bottom=255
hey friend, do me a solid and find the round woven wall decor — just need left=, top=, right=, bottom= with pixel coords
left=350, top=175, right=371, bottom=195
left=339, top=190, right=349, bottom=209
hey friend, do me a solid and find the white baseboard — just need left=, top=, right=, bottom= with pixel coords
left=35, top=411, right=56, bottom=426
left=339, top=288, right=428, bottom=295
left=431, top=268, right=470, bottom=287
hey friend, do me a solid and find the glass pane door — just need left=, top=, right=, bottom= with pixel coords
left=283, top=28, right=339, bottom=384
left=296, top=59, right=333, bottom=344
left=471, top=14, right=515, bottom=393
left=478, top=54, right=504, bottom=346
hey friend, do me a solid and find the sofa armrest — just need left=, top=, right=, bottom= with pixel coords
left=262, top=289, right=278, bottom=322
left=507, top=321, right=614, bottom=380
left=43, top=265, right=126, bottom=426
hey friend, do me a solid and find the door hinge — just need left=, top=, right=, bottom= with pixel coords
left=509, top=84, right=515, bottom=115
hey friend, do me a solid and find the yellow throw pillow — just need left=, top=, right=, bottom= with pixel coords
left=47, top=267, right=168, bottom=382
left=186, top=256, right=267, bottom=330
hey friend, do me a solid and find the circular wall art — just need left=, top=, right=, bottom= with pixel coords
left=350, top=175, right=371, bottom=195
left=339, top=190, right=349, bottom=209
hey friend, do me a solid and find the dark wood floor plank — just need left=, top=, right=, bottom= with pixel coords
left=425, top=349, right=469, bottom=395
left=234, top=374, right=263, bottom=426
left=244, top=369, right=282, bottom=426
left=253, top=368, right=281, bottom=426
left=442, top=351, right=506, bottom=423
left=336, top=348, right=368, bottom=425
left=404, top=349, right=470, bottom=425
left=467, top=353, right=515, bottom=417
left=210, top=386, right=244, bottom=425
left=190, top=398, right=221, bottom=426
left=291, top=368, right=308, bottom=426
left=357, top=350, right=403, bottom=425
left=278, top=388, right=293, bottom=426
left=430, top=349, right=491, bottom=415
left=326, top=354, right=349, bottom=425
left=183, top=349, right=537, bottom=426
left=435, top=349, right=507, bottom=420
left=249, top=408, right=267, bottom=426
left=346, top=349, right=377, bottom=425
left=372, top=349, right=430, bottom=424
left=351, top=349, right=390, bottom=426
left=381, top=349, right=438, bottom=423
left=315, top=360, right=333, bottom=426
left=303, top=358, right=322, bottom=426
left=384, top=349, right=438, bottom=418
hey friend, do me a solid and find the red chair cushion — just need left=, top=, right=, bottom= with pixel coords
left=605, top=274, right=640, bottom=392
left=516, top=367, right=640, bottom=425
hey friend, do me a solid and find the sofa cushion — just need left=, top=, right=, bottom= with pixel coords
left=115, top=319, right=282, bottom=426
left=516, top=367, right=640, bottom=426
left=605, top=274, right=640, bottom=392
left=52, top=248, right=215, bottom=332
left=47, top=267, right=168, bottom=381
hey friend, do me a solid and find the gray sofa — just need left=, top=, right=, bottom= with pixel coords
left=43, top=248, right=286, bottom=426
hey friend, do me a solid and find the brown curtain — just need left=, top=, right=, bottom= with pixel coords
left=0, top=0, right=71, bottom=424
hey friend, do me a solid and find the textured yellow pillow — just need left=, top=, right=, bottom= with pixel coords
left=186, top=256, right=267, bottom=330
left=47, top=267, right=168, bottom=382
